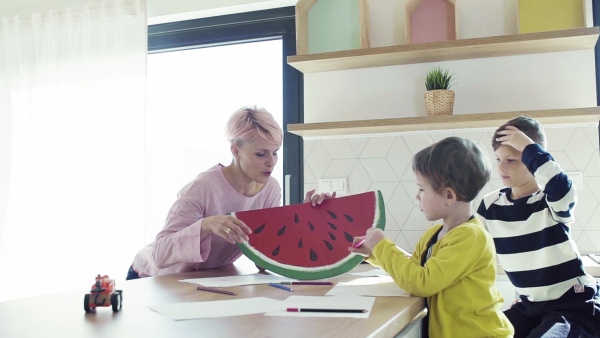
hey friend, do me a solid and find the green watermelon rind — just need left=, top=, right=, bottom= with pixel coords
left=235, top=190, right=386, bottom=280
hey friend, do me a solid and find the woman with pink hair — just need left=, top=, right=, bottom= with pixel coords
left=127, top=106, right=332, bottom=278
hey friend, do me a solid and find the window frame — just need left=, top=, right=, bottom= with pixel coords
left=595, top=1, right=600, bottom=104
left=148, top=7, right=304, bottom=204
left=594, top=1, right=599, bottom=147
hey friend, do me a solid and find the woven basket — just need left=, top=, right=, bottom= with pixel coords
left=424, top=90, right=455, bottom=116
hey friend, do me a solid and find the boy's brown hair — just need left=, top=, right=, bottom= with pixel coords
left=492, top=116, right=546, bottom=150
left=412, top=137, right=491, bottom=202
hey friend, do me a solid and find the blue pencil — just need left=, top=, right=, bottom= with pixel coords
left=269, top=282, right=293, bottom=292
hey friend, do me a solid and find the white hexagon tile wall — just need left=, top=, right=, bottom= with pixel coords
left=304, top=125, right=600, bottom=254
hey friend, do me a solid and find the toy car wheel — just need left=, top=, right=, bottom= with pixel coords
left=111, top=292, right=122, bottom=312
left=84, top=294, right=92, bottom=313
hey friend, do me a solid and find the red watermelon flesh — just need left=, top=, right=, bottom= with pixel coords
left=234, top=191, right=385, bottom=280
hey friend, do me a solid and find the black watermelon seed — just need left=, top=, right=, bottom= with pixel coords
left=255, top=223, right=265, bottom=234
left=310, top=249, right=318, bottom=261
left=308, top=222, right=315, bottom=231
left=294, top=213, right=299, bottom=223
left=323, top=240, right=334, bottom=251
left=277, top=225, right=286, bottom=236
left=344, top=214, right=354, bottom=222
left=344, top=231, right=354, bottom=242
left=327, top=222, right=337, bottom=230
left=272, top=245, right=280, bottom=256
left=328, top=232, right=336, bottom=241
left=298, top=239, right=303, bottom=248
left=327, top=210, right=337, bottom=219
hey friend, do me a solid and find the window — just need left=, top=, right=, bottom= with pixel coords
left=145, top=39, right=285, bottom=240
left=148, top=7, right=304, bottom=211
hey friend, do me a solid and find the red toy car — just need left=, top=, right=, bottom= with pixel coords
left=84, top=274, right=123, bottom=313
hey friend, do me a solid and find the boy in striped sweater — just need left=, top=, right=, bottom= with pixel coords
left=477, top=116, right=600, bottom=337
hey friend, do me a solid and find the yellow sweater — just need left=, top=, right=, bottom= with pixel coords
left=368, top=218, right=513, bottom=338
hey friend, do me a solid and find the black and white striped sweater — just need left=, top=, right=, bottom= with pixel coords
left=477, top=143, right=595, bottom=302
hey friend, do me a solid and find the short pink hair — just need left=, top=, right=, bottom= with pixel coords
left=226, top=106, right=283, bottom=146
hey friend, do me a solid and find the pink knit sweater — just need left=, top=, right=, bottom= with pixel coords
left=132, top=164, right=281, bottom=277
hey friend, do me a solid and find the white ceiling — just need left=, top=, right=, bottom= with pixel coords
left=146, top=0, right=297, bottom=24
left=0, top=0, right=298, bottom=24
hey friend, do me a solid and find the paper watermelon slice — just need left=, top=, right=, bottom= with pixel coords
left=234, top=191, right=385, bottom=280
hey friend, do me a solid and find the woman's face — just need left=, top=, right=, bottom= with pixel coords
left=235, top=138, right=280, bottom=184
left=415, top=171, right=446, bottom=222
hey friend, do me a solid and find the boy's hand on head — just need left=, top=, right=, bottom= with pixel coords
left=348, top=228, right=386, bottom=257
left=495, top=125, right=535, bottom=152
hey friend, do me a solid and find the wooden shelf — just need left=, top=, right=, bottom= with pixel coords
left=287, top=107, right=600, bottom=138
left=287, top=27, right=599, bottom=73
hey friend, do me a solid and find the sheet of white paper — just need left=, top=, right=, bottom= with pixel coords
left=147, top=297, right=286, bottom=320
left=326, top=276, right=409, bottom=297
left=347, top=268, right=389, bottom=277
left=179, top=273, right=296, bottom=287
left=264, top=295, right=374, bottom=318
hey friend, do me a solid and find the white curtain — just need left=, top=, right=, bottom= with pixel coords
left=0, top=0, right=147, bottom=301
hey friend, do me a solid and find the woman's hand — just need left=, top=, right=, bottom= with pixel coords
left=304, top=189, right=337, bottom=206
left=348, top=228, right=387, bottom=257
left=202, top=215, right=251, bottom=244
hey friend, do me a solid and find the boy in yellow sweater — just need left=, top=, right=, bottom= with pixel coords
left=350, top=137, right=513, bottom=338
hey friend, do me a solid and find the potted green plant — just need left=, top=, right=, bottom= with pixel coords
left=424, top=66, right=456, bottom=116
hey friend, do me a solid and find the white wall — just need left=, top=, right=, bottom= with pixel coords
left=301, top=0, right=600, bottom=254
left=304, top=51, right=596, bottom=122
left=367, top=0, right=518, bottom=48
left=303, top=0, right=595, bottom=122
left=146, top=0, right=297, bottom=24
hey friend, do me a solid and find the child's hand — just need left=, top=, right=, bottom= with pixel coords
left=495, top=125, right=535, bottom=152
left=348, top=228, right=386, bottom=257
left=349, top=236, right=370, bottom=257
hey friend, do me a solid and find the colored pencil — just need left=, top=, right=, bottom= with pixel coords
left=269, top=282, right=293, bottom=292
left=353, top=238, right=366, bottom=248
left=196, top=286, right=236, bottom=296
left=287, top=308, right=368, bottom=313
left=279, top=281, right=333, bottom=285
